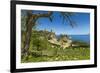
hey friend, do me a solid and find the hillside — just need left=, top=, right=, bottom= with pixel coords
left=21, top=30, right=90, bottom=63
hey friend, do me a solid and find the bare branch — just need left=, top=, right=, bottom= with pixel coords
left=33, top=11, right=53, bottom=18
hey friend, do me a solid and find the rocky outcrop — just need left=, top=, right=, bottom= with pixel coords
left=47, top=33, right=72, bottom=49
left=58, top=35, right=72, bottom=49
left=32, top=30, right=72, bottom=49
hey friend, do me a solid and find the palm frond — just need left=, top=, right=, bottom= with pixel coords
left=60, top=12, right=77, bottom=28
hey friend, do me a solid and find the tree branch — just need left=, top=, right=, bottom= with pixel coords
left=60, top=12, right=75, bottom=28
left=32, top=11, right=53, bottom=18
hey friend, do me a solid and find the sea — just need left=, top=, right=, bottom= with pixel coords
left=56, top=35, right=90, bottom=44
left=69, top=35, right=90, bottom=43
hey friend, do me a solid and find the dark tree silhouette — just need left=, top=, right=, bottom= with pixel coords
left=21, top=10, right=76, bottom=59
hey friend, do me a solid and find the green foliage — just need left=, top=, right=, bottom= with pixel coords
left=21, top=15, right=27, bottom=32
left=22, top=47, right=90, bottom=63
left=29, top=32, right=49, bottom=51
left=21, top=30, right=90, bottom=63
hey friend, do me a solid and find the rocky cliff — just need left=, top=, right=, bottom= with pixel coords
left=32, top=30, right=72, bottom=49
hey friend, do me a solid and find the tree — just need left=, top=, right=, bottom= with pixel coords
left=21, top=10, right=76, bottom=59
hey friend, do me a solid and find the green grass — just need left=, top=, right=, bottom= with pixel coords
left=21, top=30, right=90, bottom=63
left=21, top=47, right=90, bottom=63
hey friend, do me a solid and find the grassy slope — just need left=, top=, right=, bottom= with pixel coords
left=21, top=31, right=90, bottom=63
left=22, top=47, right=90, bottom=63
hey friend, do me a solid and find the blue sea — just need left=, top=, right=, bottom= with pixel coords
left=69, top=35, right=90, bottom=43
left=57, top=35, right=90, bottom=44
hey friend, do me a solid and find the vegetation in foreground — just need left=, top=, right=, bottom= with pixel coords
left=21, top=30, right=90, bottom=63
left=21, top=47, right=90, bottom=63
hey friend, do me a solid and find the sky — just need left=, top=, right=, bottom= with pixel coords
left=22, top=10, right=90, bottom=35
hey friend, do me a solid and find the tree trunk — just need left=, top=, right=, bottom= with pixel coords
left=22, top=11, right=53, bottom=60
left=23, top=16, right=34, bottom=59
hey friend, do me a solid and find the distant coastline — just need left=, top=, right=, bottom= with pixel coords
left=56, top=34, right=90, bottom=44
